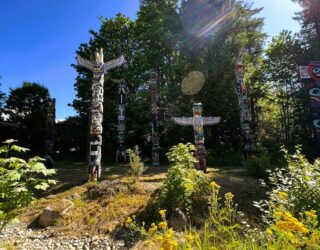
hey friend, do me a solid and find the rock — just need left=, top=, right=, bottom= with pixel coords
left=38, top=207, right=60, bottom=227
left=168, top=208, right=187, bottom=231
left=68, top=192, right=81, bottom=200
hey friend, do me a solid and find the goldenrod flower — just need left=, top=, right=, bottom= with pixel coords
left=148, top=225, right=157, bottom=235
left=305, top=210, right=317, bottom=220
left=275, top=211, right=309, bottom=233
left=225, top=192, right=234, bottom=200
left=210, top=181, right=220, bottom=189
left=266, top=228, right=273, bottom=236
left=159, top=209, right=166, bottom=217
left=124, top=216, right=132, bottom=226
left=158, top=221, right=168, bottom=230
left=278, top=191, right=288, bottom=200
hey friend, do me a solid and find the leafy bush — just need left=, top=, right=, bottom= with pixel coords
left=158, top=143, right=211, bottom=218
left=255, top=145, right=320, bottom=223
left=0, top=139, right=56, bottom=232
left=126, top=146, right=147, bottom=183
left=244, top=155, right=273, bottom=178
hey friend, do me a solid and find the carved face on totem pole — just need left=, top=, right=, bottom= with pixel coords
left=92, top=84, right=103, bottom=113
left=90, top=112, right=103, bottom=135
left=193, top=103, right=204, bottom=144
left=89, top=135, right=102, bottom=167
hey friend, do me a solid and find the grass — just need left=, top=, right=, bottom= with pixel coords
left=17, top=160, right=265, bottom=238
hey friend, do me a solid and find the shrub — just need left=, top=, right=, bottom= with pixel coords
left=126, top=146, right=147, bottom=183
left=158, top=143, right=211, bottom=218
left=244, top=155, right=273, bottom=178
left=254, top=145, right=320, bottom=224
left=0, top=139, right=56, bottom=232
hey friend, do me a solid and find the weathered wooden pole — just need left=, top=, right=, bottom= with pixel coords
left=235, top=55, right=254, bottom=159
left=113, top=79, right=128, bottom=163
left=44, top=98, right=56, bottom=168
left=77, top=49, right=125, bottom=181
left=173, top=102, right=220, bottom=172
left=149, top=70, right=160, bottom=166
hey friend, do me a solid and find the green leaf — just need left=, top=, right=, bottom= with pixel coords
left=10, top=145, right=29, bottom=153
left=2, top=139, right=17, bottom=144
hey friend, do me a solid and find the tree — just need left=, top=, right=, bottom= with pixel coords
left=0, top=79, right=7, bottom=120
left=262, top=31, right=308, bottom=147
left=4, top=82, right=51, bottom=152
left=292, top=0, right=320, bottom=59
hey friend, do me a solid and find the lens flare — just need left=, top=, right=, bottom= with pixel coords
left=181, top=0, right=236, bottom=39
left=181, top=71, right=205, bottom=95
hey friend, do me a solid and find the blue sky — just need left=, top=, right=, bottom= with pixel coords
left=0, top=0, right=301, bottom=120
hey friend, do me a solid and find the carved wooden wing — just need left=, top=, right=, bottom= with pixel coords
left=104, top=55, right=126, bottom=73
left=77, top=55, right=95, bottom=71
left=173, top=117, right=193, bottom=126
left=203, top=117, right=221, bottom=125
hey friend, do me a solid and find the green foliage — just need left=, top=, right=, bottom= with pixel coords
left=255, top=145, right=320, bottom=225
left=158, top=143, right=211, bottom=218
left=206, top=151, right=243, bottom=166
left=3, top=82, right=51, bottom=152
left=126, top=146, right=147, bottom=183
left=244, top=155, right=273, bottom=178
left=0, top=139, right=56, bottom=232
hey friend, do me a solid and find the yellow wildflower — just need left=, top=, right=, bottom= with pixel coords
left=278, top=191, right=288, bottom=200
left=305, top=210, right=317, bottom=220
left=266, top=228, right=273, bottom=236
left=225, top=192, right=234, bottom=201
left=187, top=233, right=194, bottom=242
left=124, top=216, right=132, bottom=226
left=275, top=211, right=309, bottom=233
left=148, top=225, right=157, bottom=235
left=158, top=221, right=168, bottom=230
left=159, top=209, right=166, bottom=217
left=210, top=181, right=220, bottom=189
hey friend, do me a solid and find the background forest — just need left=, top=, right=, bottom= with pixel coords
left=1, top=0, right=319, bottom=167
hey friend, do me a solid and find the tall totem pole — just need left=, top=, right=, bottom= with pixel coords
left=173, top=103, right=221, bottom=172
left=149, top=70, right=160, bottom=166
left=113, top=79, right=129, bottom=162
left=77, top=49, right=125, bottom=181
left=299, top=61, right=320, bottom=154
left=44, top=98, right=56, bottom=167
left=235, top=55, right=254, bottom=159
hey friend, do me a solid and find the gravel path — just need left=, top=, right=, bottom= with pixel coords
left=0, top=223, right=127, bottom=250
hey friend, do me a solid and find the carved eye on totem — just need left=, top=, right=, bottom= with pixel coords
left=309, top=88, right=320, bottom=96
left=312, top=67, right=320, bottom=79
left=313, top=119, right=320, bottom=129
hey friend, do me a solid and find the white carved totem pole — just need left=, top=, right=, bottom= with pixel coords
left=113, top=79, right=129, bottom=162
left=77, top=49, right=125, bottom=181
left=149, top=70, right=160, bottom=166
left=235, top=55, right=254, bottom=159
left=173, top=102, right=220, bottom=172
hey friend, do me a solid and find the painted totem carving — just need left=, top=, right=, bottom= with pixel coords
left=299, top=61, right=320, bottom=153
left=149, top=70, right=160, bottom=166
left=235, top=56, right=254, bottom=159
left=173, top=102, right=220, bottom=172
left=44, top=98, right=56, bottom=163
left=77, top=49, right=125, bottom=181
left=113, top=79, right=129, bottom=162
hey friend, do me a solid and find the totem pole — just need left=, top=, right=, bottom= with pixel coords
left=44, top=98, right=56, bottom=168
left=113, top=79, right=129, bottom=162
left=299, top=61, right=320, bottom=154
left=149, top=70, right=160, bottom=166
left=235, top=56, right=254, bottom=159
left=173, top=102, right=220, bottom=172
left=77, top=49, right=125, bottom=181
